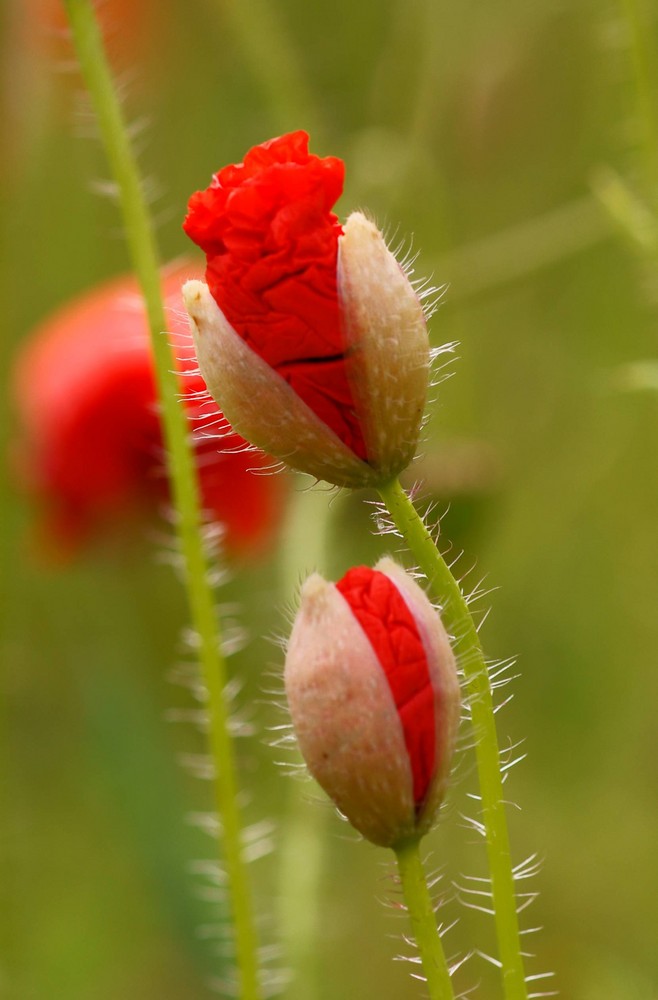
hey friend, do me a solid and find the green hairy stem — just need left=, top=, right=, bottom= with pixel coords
left=394, top=838, right=456, bottom=1000
left=61, top=2, right=262, bottom=996
left=378, top=477, right=528, bottom=1000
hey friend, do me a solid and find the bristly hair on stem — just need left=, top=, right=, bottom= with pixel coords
left=376, top=476, right=533, bottom=1000
left=61, top=2, right=264, bottom=997
left=393, top=838, right=458, bottom=1000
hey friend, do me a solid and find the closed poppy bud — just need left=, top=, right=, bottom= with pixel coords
left=182, top=131, right=430, bottom=489
left=10, top=262, right=286, bottom=557
left=284, top=557, right=460, bottom=848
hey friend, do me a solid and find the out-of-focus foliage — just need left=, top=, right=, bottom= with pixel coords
left=2, top=0, right=657, bottom=997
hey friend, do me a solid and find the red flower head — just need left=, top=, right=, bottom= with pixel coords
left=11, top=262, right=286, bottom=558
left=183, top=131, right=430, bottom=489
left=285, top=558, right=461, bottom=848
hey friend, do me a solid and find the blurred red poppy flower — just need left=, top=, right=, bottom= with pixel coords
left=11, top=261, right=286, bottom=558
left=183, top=131, right=430, bottom=489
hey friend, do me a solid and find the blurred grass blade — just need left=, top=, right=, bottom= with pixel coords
left=591, top=165, right=658, bottom=257
left=210, top=0, right=323, bottom=136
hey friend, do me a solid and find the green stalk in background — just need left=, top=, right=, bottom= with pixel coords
left=619, top=0, right=658, bottom=207
left=592, top=1, right=658, bottom=261
left=378, top=478, right=528, bottom=1000
left=276, top=488, right=333, bottom=1000
left=211, top=0, right=323, bottom=137
left=61, top=2, right=262, bottom=997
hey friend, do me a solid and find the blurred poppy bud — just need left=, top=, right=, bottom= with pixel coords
left=10, top=261, right=286, bottom=558
left=182, top=131, right=430, bottom=489
left=284, top=558, right=460, bottom=848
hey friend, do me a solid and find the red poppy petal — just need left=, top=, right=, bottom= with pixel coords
left=183, top=132, right=368, bottom=461
left=336, top=567, right=437, bottom=810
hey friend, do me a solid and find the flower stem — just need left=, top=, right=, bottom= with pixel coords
left=212, top=0, right=324, bottom=137
left=378, top=477, right=528, bottom=1000
left=62, top=2, right=261, bottom=996
left=394, top=838, right=455, bottom=1000
left=619, top=0, right=658, bottom=209
left=277, top=486, right=333, bottom=999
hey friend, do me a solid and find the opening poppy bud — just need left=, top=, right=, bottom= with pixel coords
left=182, top=131, right=430, bottom=489
left=284, top=557, right=460, bottom=848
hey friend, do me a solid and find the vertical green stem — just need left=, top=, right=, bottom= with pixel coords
left=378, top=478, right=528, bottom=1000
left=61, top=3, right=261, bottom=997
left=212, top=0, right=323, bottom=137
left=394, top=838, right=455, bottom=1000
left=276, top=486, right=333, bottom=1000
left=620, top=0, right=658, bottom=207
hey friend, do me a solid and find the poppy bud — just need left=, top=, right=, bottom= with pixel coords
left=182, top=131, right=430, bottom=489
left=284, top=558, right=460, bottom=848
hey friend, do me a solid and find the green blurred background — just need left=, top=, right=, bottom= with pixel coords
left=2, top=0, right=658, bottom=997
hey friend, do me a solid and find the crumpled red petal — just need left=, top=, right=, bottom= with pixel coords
left=183, top=131, right=368, bottom=461
left=336, top=566, right=437, bottom=811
